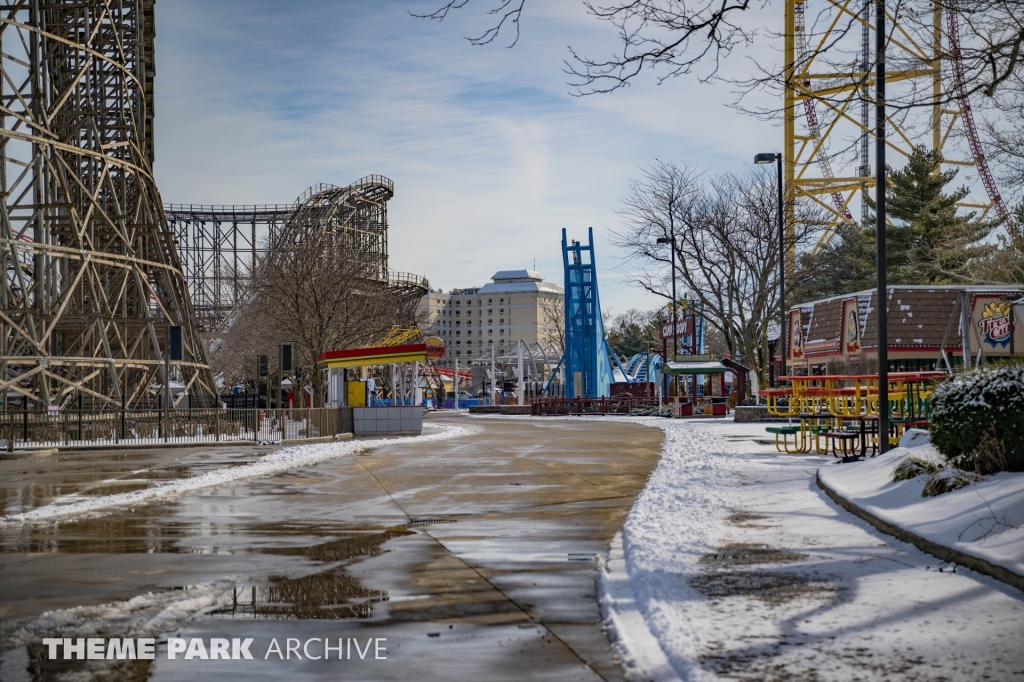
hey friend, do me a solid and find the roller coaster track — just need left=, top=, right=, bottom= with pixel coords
left=946, top=4, right=1015, bottom=229
left=787, top=0, right=1015, bottom=257
left=795, top=1, right=855, bottom=222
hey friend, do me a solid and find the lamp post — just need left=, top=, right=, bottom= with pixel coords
left=657, top=235, right=677, bottom=399
left=875, top=0, right=889, bottom=454
left=755, top=152, right=786, bottom=385
left=656, top=236, right=678, bottom=359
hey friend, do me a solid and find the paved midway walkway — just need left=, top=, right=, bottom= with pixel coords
left=0, top=414, right=663, bottom=681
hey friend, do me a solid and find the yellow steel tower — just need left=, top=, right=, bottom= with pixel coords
left=783, top=0, right=1010, bottom=259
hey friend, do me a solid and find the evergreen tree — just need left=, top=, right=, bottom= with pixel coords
left=797, top=147, right=1000, bottom=302
left=862, top=146, right=997, bottom=284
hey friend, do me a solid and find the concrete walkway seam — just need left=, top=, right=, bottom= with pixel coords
left=815, top=470, right=1024, bottom=593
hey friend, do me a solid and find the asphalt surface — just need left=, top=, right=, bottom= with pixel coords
left=0, top=413, right=664, bottom=681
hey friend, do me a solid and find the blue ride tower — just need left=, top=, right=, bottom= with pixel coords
left=562, top=228, right=613, bottom=398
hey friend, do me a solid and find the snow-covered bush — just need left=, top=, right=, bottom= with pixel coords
left=929, top=364, right=1024, bottom=472
left=891, top=456, right=938, bottom=482
left=921, top=467, right=980, bottom=497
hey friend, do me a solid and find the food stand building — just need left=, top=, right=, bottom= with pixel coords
left=777, top=285, right=1024, bottom=376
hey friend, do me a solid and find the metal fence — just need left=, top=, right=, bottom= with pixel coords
left=531, top=397, right=662, bottom=416
left=0, top=408, right=349, bottom=449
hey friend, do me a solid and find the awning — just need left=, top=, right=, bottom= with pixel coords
left=661, top=361, right=728, bottom=375
left=318, top=343, right=427, bottom=369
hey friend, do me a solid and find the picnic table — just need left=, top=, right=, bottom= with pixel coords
left=757, top=372, right=945, bottom=457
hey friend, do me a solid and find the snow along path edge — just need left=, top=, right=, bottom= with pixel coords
left=815, top=470, right=1024, bottom=593
left=1, top=423, right=467, bottom=525
left=599, top=532, right=683, bottom=682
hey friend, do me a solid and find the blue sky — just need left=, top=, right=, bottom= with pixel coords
left=152, top=0, right=784, bottom=315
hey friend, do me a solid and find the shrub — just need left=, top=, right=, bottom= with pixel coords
left=922, top=468, right=980, bottom=497
left=929, top=365, right=1024, bottom=472
left=891, top=456, right=938, bottom=482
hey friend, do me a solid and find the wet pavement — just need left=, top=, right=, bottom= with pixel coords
left=0, top=414, right=664, bottom=681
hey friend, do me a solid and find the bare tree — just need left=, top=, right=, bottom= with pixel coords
left=539, top=296, right=566, bottom=355
left=611, top=160, right=825, bottom=385
left=415, top=0, right=1024, bottom=100
left=212, top=225, right=416, bottom=406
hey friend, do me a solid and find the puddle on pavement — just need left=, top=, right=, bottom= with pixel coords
left=691, top=571, right=834, bottom=605
left=211, top=532, right=407, bottom=620
left=700, top=543, right=804, bottom=566
left=21, top=642, right=153, bottom=682
left=79, top=480, right=153, bottom=496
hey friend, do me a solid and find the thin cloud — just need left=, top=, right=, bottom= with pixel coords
left=153, top=0, right=778, bottom=314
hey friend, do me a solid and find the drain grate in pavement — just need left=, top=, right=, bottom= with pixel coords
left=408, top=518, right=457, bottom=526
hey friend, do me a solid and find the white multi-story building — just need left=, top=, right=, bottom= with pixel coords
left=419, top=270, right=564, bottom=364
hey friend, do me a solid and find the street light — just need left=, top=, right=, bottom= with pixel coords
left=755, top=152, right=786, bottom=385
left=656, top=236, right=678, bottom=360
left=656, top=235, right=677, bottom=400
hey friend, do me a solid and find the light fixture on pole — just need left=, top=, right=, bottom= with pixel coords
left=754, top=152, right=786, bottom=385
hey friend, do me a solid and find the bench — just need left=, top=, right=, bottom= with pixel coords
left=819, top=431, right=861, bottom=458
left=765, top=425, right=802, bottom=453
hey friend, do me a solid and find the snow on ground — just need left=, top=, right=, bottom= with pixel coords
left=818, top=443, right=1024, bottom=577
left=0, top=581, right=234, bottom=682
left=0, top=423, right=466, bottom=525
left=570, top=416, right=1024, bottom=682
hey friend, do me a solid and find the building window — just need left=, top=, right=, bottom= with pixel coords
left=500, top=298, right=504, bottom=303
left=500, top=329, right=504, bottom=335
left=467, top=331, right=472, bottom=336
left=456, top=331, right=460, bottom=336
left=488, top=299, right=492, bottom=304
left=500, top=319, right=504, bottom=325
left=488, top=319, right=492, bottom=324
left=488, top=329, right=492, bottom=335
left=499, top=308, right=504, bottom=314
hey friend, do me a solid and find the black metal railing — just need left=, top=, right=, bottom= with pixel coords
left=0, top=407, right=349, bottom=448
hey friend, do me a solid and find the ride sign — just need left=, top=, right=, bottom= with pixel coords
left=424, top=336, right=446, bottom=359
left=659, top=317, right=694, bottom=340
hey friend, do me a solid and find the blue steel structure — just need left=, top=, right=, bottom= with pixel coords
left=562, top=228, right=614, bottom=398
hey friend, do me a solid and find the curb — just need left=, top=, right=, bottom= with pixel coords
left=0, top=447, right=60, bottom=460
left=816, top=470, right=1024, bottom=593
